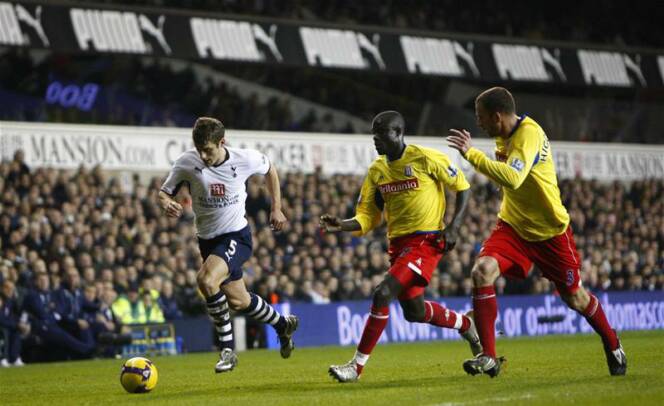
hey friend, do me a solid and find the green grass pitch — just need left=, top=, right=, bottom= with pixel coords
left=1, top=330, right=662, bottom=405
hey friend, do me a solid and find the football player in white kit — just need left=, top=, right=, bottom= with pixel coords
left=158, top=117, right=298, bottom=373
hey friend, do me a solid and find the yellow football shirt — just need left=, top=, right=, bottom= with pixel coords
left=353, top=144, right=470, bottom=240
left=465, top=116, right=570, bottom=241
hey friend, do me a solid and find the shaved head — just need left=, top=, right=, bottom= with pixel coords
left=371, top=111, right=405, bottom=136
left=371, top=110, right=406, bottom=158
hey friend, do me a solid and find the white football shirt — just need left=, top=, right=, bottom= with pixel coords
left=161, top=147, right=270, bottom=239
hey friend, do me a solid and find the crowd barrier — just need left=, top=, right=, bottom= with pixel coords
left=121, top=323, right=177, bottom=357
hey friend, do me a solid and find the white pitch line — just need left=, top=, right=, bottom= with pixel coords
left=432, top=393, right=535, bottom=406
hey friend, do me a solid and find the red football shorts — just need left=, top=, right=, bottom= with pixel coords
left=388, top=232, right=444, bottom=300
left=479, top=220, right=582, bottom=295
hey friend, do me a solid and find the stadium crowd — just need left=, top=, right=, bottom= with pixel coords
left=1, top=150, right=662, bottom=363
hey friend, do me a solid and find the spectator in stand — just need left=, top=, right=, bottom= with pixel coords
left=141, top=290, right=165, bottom=324
left=159, top=279, right=183, bottom=320
left=52, top=268, right=96, bottom=343
left=23, top=272, right=95, bottom=360
left=174, top=270, right=207, bottom=317
left=0, top=280, right=29, bottom=367
left=112, top=283, right=146, bottom=325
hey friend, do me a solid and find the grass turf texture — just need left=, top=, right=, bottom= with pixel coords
left=1, top=330, right=662, bottom=405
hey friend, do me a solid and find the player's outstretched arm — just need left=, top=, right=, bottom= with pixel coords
left=319, top=214, right=361, bottom=233
left=265, top=164, right=287, bottom=231
left=440, top=188, right=470, bottom=252
left=447, top=129, right=527, bottom=190
left=158, top=191, right=183, bottom=218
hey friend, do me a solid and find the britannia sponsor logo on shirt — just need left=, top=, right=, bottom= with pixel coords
left=378, top=178, right=419, bottom=194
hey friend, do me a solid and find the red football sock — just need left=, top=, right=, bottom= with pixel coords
left=473, top=286, right=498, bottom=358
left=355, top=305, right=389, bottom=375
left=581, top=294, right=619, bottom=350
left=424, top=301, right=470, bottom=332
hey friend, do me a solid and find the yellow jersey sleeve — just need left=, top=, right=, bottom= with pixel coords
left=465, top=127, right=540, bottom=190
left=352, top=170, right=383, bottom=236
left=494, top=136, right=508, bottom=161
left=465, top=117, right=569, bottom=241
left=425, top=149, right=470, bottom=192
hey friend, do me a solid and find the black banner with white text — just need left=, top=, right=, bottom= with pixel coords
left=1, top=1, right=663, bottom=88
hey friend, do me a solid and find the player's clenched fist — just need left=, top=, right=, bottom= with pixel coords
left=270, top=209, right=287, bottom=231
left=163, top=200, right=183, bottom=218
left=320, top=214, right=342, bottom=232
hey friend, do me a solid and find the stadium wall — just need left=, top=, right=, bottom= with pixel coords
left=264, top=291, right=664, bottom=349
left=1, top=121, right=663, bottom=179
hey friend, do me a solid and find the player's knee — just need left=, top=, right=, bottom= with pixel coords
left=372, top=283, right=394, bottom=307
left=403, top=308, right=425, bottom=323
left=471, top=257, right=499, bottom=286
left=562, top=289, right=589, bottom=312
left=196, top=267, right=221, bottom=296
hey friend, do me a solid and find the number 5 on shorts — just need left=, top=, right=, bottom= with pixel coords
left=224, top=240, right=237, bottom=262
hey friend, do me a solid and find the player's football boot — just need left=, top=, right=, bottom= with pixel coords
left=462, top=353, right=504, bottom=378
left=459, top=310, right=483, bottom=356
left=328, top=360, right=360, bottom=383
left=215, top=348, right=238, bottom=373
left=604, top=338, right=627, bottom=376
left=278, top=315, right=299, bottom=359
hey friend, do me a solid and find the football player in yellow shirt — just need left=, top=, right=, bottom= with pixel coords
left=321, top=111, right=481, bottom=383
left=447, top=87, right=625, bottom=378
